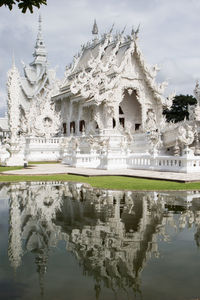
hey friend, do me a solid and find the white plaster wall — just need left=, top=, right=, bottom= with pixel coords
left=61, top=99, right=69, bottom=121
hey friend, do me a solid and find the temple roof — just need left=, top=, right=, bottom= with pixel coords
left=20, top=16, right=53, bottom=99
left=55, top=25, right=172, bottom=107
left=70, top=38, right=130, bottom=76
left=20, top=73, right=48, bottom=99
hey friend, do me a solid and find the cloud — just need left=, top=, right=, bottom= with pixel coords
left=0, top=88, right=7, bottom=116
left=0, top=0, right=200, bottom=113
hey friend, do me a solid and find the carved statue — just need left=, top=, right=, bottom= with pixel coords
left=178, top=125, right=194, bottom=146
left=145, top=109, right=157, bottom=132
left=148, top=130, right=162, bottom=155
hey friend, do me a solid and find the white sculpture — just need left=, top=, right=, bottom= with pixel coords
left=7, top=16, right=60, bottom=140
left=178, top=125, right=194, bottom=146
left=3, top=17, right=200, bottom=172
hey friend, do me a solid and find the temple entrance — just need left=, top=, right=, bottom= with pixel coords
left=120, top=89, right=142, bottom=132
left=70, top=121, right=75, bottom=133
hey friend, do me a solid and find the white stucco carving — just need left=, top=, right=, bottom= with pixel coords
left=3, top=18, right=200, bottom=172
left=7, top=59, right=21, bottom=142
left=178, top=125, right=194, bottom=146
left=7, top=16, right=60, bottom=141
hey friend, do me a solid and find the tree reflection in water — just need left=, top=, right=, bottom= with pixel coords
left=3, top=182, right=200, bottom=299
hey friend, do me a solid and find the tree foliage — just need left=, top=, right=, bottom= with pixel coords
left=163, top=94, right=197, bottom=123
left=0, top=0, right=47, bottom=13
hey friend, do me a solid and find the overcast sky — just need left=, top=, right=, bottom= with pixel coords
left=0, top=0, right=200, bottom=115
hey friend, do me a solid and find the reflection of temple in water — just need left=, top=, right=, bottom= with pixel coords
left=2, top=182, right=200, bottom=298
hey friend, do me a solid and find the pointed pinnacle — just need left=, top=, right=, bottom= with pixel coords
left=92, top=19, right=98, bottom=35
left=131, top=24, right=140, bottom=39
left=121, top=25, right=126, bottom=35
left=39, top=14, right=42, bottom=29
left=109, top=23, right=115, bottom=34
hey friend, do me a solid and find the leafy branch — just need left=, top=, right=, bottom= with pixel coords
left=0, top=0, right=47, bottom=13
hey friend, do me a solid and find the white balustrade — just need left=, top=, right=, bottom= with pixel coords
left=128, top=154, right=200, bottom=173
left=24, top=136, right=200, bottom=172
left=63, top=153, right=100, bottom=168
left=63, top=151, right=200, bottom=173
left=26, top=137, right=60, bottom=144
left=25, top=137, right=61, bottom=161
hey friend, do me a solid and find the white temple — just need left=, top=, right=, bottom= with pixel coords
left=2, top=16, right=200, bottom=172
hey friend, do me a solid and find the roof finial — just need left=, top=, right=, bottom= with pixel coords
left=31, top=14, right=47, bottom=65
left=131, top=24, right=140, bottom=39
left=92, top=19, right=98, bottom=35
left=121, top=25, right=126, bottom=35
left=109, top=23, right=115, bottom=34
left=38, top=14, right=42, bottom=32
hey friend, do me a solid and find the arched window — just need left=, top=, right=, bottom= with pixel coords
left=44, top=117, right=52, bottom=126
left=135, top=123, right=141, bottom=131
left=113, top=118, right=116, bottom=128
left=79, top=120, right=85, bottom=132
left=119, top=118, right=125, bottom=128
left=119, top=106, right=125, bottom=127
left=119, top=106, right=124, bottom=115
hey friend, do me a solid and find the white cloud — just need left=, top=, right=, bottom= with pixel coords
left=0, top=0, right=200, bottom=112
left=0, top=88, right=7, bottom=116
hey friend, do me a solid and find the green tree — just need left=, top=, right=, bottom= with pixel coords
left=0, top=0, right=47, bottom=13
left=163, top=94, right=197, bottom=123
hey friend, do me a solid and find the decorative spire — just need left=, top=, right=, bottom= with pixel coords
left=39, top=14, right=42, bottom=32
left=131, top=24, right=140, bottom=39
left=32, top=14, right=47, bottom=66
left=121, top=25, right=126, bottom=35
left=92, top=19, right=98, bottom=35
left=35, top=251, right=48, bottom=298
left=109, top=23, right=115, bottom=34
left=196, top=79, right=199, bottom=90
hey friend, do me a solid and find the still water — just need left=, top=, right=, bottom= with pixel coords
left=0, top=181, right=200, bottom=300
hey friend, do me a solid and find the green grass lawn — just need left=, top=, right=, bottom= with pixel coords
left=0, top=173, right=200, bottom=190
left=0, top=166, right=23, bottom=172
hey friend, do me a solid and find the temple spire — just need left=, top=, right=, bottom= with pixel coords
left=92, top=19, right=98, bottom=36
left=131, top=24, right=140, bottom=39
left=31, top=14, right=47, bottom=66
left=39, top=14, right=42, bottom=32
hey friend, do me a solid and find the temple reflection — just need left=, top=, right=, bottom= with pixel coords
left=2, top=182, right=200, bottom=298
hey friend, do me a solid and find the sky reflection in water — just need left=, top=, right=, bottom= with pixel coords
left=0, top=182, right=200, bottom=300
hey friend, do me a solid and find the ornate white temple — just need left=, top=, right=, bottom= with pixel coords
left=2, top=17, right=200, bottom=172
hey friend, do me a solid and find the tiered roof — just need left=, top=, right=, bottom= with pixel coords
left=57, top=21, right=173, bottom=108
left=20, top=15, right=52, bottom=99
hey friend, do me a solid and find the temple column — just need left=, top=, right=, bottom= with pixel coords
left=67, top=102, right=73, bottom=136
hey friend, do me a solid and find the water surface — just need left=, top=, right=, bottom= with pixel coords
left=0, top=182, right=200, bottom=300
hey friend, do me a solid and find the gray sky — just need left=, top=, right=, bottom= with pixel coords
left=0, top=0, right=200, bottom=115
